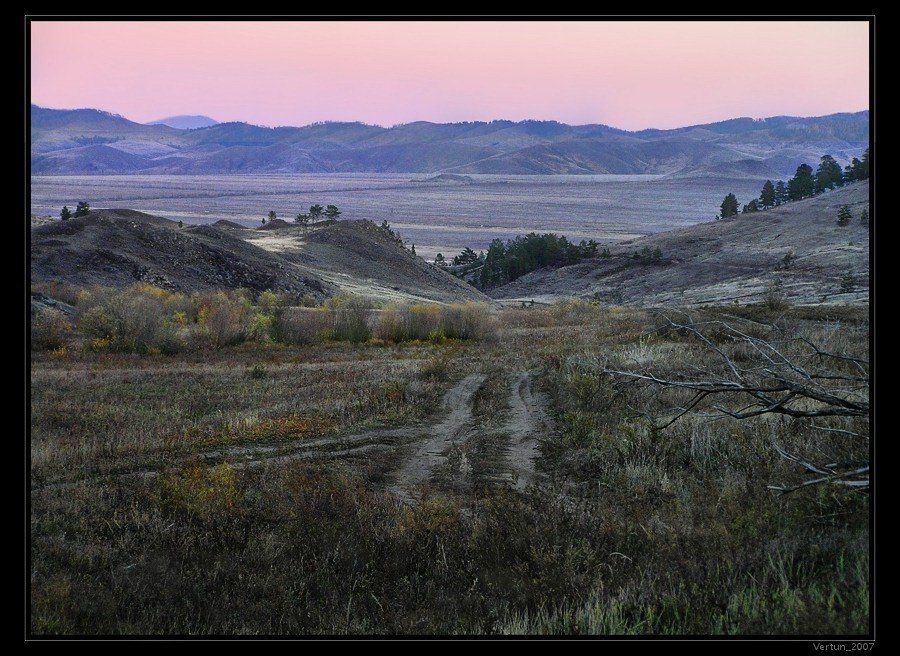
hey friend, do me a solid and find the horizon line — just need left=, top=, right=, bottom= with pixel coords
left=30, top=103, right=871, bottom=134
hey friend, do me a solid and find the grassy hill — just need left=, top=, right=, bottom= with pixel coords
left=491, top=181, right=870, bottom=306
left=31, top=209, right=486, bottom=304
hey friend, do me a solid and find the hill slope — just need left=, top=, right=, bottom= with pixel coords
left=31, top=210, right=487, bottom=304
left=244, top=220, right=489, bottom=304
left=31, top=209, right=332, bottom=298
left=31, top=105, right=868, bottom=176
left=490, top=181, right=870, bottom=306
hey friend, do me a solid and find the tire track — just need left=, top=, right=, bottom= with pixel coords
left=386, top=373, right=486, bottom=501
left=501, top=372, right=551, bottom=491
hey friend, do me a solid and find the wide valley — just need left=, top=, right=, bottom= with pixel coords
left=31, top=173, right=766, bottom=260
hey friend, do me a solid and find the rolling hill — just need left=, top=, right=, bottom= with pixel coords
left=31, top=210, right=487, bottom=304
left=31, top=105, right=868, bottom=177
left=490, top=181, right=870, bottom=307
left=148, top=115, right=219, bottom=129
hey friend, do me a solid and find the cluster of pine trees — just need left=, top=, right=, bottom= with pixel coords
left=475, top=233, right=599, bottom=289
left=291, top=204, right=342, bottom=226
left=59, top=202, right=90, bottom=220
left=718, top=149, right=869, bottom=219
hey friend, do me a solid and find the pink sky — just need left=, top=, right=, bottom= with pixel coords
left=30, top=21, right=869, bottom=130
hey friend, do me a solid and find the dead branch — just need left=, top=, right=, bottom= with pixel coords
left=592, top=313, right=869, bottom=492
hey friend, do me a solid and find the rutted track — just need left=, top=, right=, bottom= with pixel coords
left=387, top=373, right=486, bottom=501
left=501, top=372, right=551, bottom=491
left=33, top=371, right=555, bottom=500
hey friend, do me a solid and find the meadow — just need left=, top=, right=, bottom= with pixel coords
left=30, top=173, right=767, bottom=260
left=30, top=288, right=870, bottom=635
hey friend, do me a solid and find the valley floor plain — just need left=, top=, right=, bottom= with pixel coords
left=31, top=173, right=767, bottom=260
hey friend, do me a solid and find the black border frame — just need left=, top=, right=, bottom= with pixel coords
left=18, top=12, right=880, bottom=645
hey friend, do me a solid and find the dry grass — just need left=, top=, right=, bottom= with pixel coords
left=29, top=298, right=870, bottom=635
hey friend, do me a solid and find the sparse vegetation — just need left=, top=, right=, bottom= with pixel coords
left=30, top=302, right=869, bottom=635
left=721, top=150, right=869, bottom=217
left=838, top=205, right=853, bottom=226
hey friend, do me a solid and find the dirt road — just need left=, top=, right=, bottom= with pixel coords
left=34, top=371, right=554, bottom=501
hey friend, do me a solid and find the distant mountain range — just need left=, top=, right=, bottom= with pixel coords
left=30, top=105, right=868, bottom=177
left=147, top=115, right=219, bottom=129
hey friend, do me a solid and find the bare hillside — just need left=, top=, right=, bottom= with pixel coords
left=31, top=209, right=332, bottom=299
left=491, top=181, right=870, bottom=306
left=245, top=220, right=489, bottom=304
left=31, top=210, right=487, bottom=304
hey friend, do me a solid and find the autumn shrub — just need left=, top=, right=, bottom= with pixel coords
left=31, top=308, right=72, bottom=351
left=76, top=284, right=183, bottom=354
left=440, top=303, right=497, bottom=340
left=276, top=307, right=329, bottom=345
left=322, top=294, right=371, bottom=342
left=190, top=290, right=251, bottom=349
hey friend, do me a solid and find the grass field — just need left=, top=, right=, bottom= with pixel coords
left=30, top=292, right=870, bottom=635
left=30, top=173, right=767, bottom=260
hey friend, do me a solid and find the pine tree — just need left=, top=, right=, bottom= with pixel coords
left=268, top=211, right=277, bottom=223
left=178, top=220, right=184, bottom=229
left=453, top=247, right=479, bottom=266
left=759, top=180, right=776, bottom=209
left=59, top=206, right=71, bottom=221
left=74, top=201, right=90, bottom=217
left=844, top=157, right=862, bottom=182
left=815, top=155, right=843, bottom=193
left=742, top=200, right=759, bottom=214
left=775, top=180, right=789, bottom=205
left=837, top=205, right=853, bottom=226
left=295, top=213, right=309, bottom=226
left=720, top=193, right=739, bottom=218
left=309, top=204, right=324, bottom=221
left=324, top=205, right=341, bottom=221
left=788, top=164, right=815, bottom=201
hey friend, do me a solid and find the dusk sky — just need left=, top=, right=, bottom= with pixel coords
left=30, top=21, right=869, bottom=130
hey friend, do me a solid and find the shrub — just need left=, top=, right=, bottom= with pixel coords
left=247, top=312, right=275, bottom=342
left=275, top=308, right=329, bottom=345
left=762, top=278, right=789, bottom=311
left=191, top=290, right=251, bottom=349
left=440, top=303, right=497, bottom=340
left=375, top=302, right=496, bottom=342
left=76, top=284, right=183, bottom=354
left=375, top=303, right=441, bottom=342
left=549, top=298, right=603, bottom=324
left=247, top=363, right=267, bottom=379
left=322, top=295, right=371, bottom=343
left=31, top=308, right=72, bottom=351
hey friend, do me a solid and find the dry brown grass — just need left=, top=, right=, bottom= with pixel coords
left=29, top=299, right=870, bottom=635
